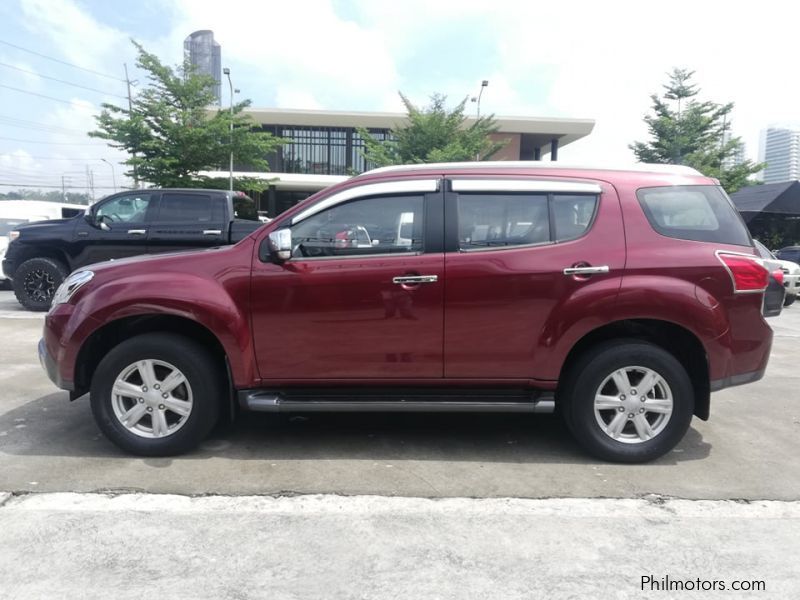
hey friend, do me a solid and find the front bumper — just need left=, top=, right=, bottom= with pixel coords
left=38, top=336, right=72, bottom=390
left=784, top=273, right=800, bottom=296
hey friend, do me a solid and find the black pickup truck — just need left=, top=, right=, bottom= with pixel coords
left=2, top=188, right=263, bottom=310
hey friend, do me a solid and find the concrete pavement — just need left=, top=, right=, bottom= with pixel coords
left=1, top=492, right=797, bottom=600
left=1, top=290, right=799, bottom=499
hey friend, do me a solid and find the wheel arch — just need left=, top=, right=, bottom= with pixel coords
left=14, top=245, right=72, bottom=274
left=557, top=319, right=711, bottom=420
left=73, top=314, right=237, bottom=420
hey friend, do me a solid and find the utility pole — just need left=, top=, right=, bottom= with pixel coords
left=61, top=174, right=67, bottom=200
left=101, top=158, right=117, bottom=192
left=124, top=63, right=139, bottom=189
left=86, top=166, right=95, bottom=201
left=223, top=67, right=234, bottom=192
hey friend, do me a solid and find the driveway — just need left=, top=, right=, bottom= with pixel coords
left=1, top=290, right=798, bottom=500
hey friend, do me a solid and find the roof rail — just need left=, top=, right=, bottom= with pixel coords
left=362, top=161, right=703, bottom=177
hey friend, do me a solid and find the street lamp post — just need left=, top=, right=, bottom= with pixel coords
left=223, top=67, right=234, bottom=192
left=471, top=80, right=489, bottom=118
left=471, top=80, right=489, bottom=160
left=101, top=158, right=116, bottom=192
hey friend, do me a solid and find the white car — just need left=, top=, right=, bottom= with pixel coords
left=0, top=201, right=87, bottom=284
left=754, top=240, right=800, bottom=306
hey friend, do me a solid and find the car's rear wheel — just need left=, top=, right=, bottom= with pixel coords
left=12, top=257, right=67, bottom=311
left=90, top=333, right=221, bottom=456
left=784, top=293, right=796, bottom=307
left=561, top=340, right=694, bottom=463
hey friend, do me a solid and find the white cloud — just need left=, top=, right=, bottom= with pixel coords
left=166, top=0, right=399, bottom=110
left=5, top=0, right=800, bottom=186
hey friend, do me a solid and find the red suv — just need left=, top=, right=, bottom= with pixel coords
left=39, top=163, right=773, bottom=462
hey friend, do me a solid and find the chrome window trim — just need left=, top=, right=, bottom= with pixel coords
left=451, top=179, right=602, bottom=194
left=290, top=251, right=425, bottom=262
left=291, top=179, right=439, bottom=225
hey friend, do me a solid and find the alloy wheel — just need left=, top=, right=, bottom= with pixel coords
left=23, top=269, right=56, bottom=303
left=110, top=359, right=194, bottom=439
left=593, top=366, right=673, bottom=444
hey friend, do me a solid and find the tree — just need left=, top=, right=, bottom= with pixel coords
left=90, top=41, right=283, bottom=189
left=630, top=68, right=762, bottom=193
left=0, top=189, right=91, bottom=204
left=358, top=93, right=506, bottom=167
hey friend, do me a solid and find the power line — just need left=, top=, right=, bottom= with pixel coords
left=0, top=155, right=119, bottom=161
left=0, top=136, right=105, bottom=146
left=0, top=182, right=122, bottom=189
left=0, top=83, right=88, bottom=106
left=0, top=61, right=127, bottom=100
left=0, top=39, right=126, bottom=82
left=0, top=115, right=88, bottom=136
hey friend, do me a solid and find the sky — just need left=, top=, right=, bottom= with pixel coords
left=0, top=0, right=798, bottom=195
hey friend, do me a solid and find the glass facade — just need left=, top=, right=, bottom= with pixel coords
left=258, top=125, right=392, bottom=176
left=183, top=31, right=222, bottom=105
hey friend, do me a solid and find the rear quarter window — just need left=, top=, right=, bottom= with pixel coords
left=636, top=185, right=751, bottom=246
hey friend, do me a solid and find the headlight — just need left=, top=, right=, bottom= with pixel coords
left=51, top=270, right=94, bottom=307
left=8, top=231, right=19, bottom=241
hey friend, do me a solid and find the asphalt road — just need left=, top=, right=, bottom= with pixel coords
left=1, top=289, right=799, bottom=500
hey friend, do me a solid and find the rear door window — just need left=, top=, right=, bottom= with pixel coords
left=158, top=193, right=225, bottom=223
left=456, top=192, right=599, bottom=250
left=637, top=185, right=751, bottom=246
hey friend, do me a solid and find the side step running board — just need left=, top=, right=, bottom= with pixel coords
left=238, top=389, right=555, bottom=414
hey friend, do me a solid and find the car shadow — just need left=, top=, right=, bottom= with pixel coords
left=0, top=392, right=712, bottom=465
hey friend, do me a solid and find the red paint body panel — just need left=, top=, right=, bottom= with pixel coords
left=444, top=180, right=625, bottom=379
left=250, top=252, right=445, bottom=379
left=42, top=164, right=774, bottom=407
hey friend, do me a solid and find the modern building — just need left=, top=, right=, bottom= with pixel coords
left=721, top=130, right=746, bottom=170
left=184, top=30, right=222, bottom=105
left=760, top=126, right=800, bottom=184
left=206, top=107, right=595, bottom=216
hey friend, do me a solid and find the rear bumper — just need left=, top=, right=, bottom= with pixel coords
left=710, top=367, right=766, bottom=392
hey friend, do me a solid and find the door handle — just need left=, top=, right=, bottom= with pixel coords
left=203, top=229, right=222, bottom=235
left=563, top=265, right=609, bottom=275
left=392, top=275, right=438, bottom=285
left=127, top=229, right=147, bottom=235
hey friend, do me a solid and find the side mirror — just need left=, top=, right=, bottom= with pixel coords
left=85, top=211, right=109, bottom=230
left=262, top=228, right=292, bottom=262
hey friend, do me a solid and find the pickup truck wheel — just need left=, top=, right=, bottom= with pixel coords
left=90, top=333, right=221, bottom=456
left=562, top=340, right=694, bottom=463
left=12, top=257, right=67, bottom=311
left=784, top=294, right=796, bottom=307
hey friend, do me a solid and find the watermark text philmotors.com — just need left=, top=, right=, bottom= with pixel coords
left=641, top=575, right=766, bottom=592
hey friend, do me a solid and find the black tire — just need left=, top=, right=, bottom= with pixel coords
left=12, top=257, right=68, bottom=311
left=561, top=340, right=694, bottom=463
left=90, top=333, right=222, bottom=456
left=784, top=294, right=796, bottom=307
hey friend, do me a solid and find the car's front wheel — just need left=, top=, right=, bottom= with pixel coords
left=12, top=257, right=67, bottom=311
left=90, top=333, right=222, bottom=456
left=784, top=293, right=796, bottom=307
left=561, top=340, right=694, bottom=463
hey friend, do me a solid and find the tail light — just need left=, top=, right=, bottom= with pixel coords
left=716, top=251, right=769, bottom=294
left=772, top=269, right=784, bottom=286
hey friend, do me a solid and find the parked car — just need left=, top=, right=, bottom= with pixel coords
left=40, top=162, right=775, bottom=463
left=754, top=240, right=800, bottom=306
left=2, top=189, right=261, bottom=310
left=775, top=246, right=800, bottom=264
left=0, top=200, right=86, bottom=287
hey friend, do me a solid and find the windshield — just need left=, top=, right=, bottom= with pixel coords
left=0, top=218, right=26, bottom=236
